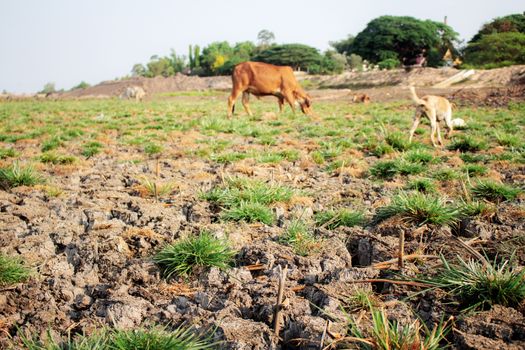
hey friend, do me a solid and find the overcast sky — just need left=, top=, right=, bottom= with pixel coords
left=1, top=0, right=523, bottom=93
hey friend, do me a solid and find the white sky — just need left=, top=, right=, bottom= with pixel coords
left=1, top=0, right=523, bottom=93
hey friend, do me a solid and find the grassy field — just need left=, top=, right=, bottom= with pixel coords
left=1, top=93, right=524, bottom=348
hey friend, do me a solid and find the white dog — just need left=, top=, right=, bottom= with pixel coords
left=408, top=86, right=454, bottom=147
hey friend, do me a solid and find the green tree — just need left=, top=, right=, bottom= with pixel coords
left=348, top=16, right=458, bottom=67
left=131, top=63, right=147, bottom=77
left=71, top=81, right=90, bottom=90
left=348, top=53, right=363, bottom=70
left=252, top=44, right=323, bottom=71
left=194, top=45, right=200, bottom=68
left=40, top=82, right=56, bottom=94
left=257, top=29, right=275, bottom=48
left=464, top=32, right=525, bottom=67
left=169, top=49, right=186, bottom=73
left=146, top=56, right=174, bottom=77
left=470, top=13, right=525, bottom=43
left=330, top=35, right=355, bottom=55
left=200, top=41, right=233, bottom=75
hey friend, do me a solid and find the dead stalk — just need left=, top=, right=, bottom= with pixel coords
left=274, top=265, right=288, bottom=337
left=153, top=182, right=158, bottom=202
left=398, top=229, right=405, bottom=269
left=319, top=319, right=330, bottom=350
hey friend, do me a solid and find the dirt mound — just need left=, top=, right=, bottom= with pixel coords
left=60, top=74, right=231, bottom=99
left=54, top=65, right=525, bottom=100
left=449, top=85, right=525, bottom=107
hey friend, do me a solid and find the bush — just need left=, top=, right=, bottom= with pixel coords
left=154, top=232, right=235, bottom=278
left=378, top=58, right=401, bottom=70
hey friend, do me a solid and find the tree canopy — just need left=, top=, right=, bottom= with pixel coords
left=252, top=44, right=323, bottom=71
left=464, top=13, right=525, bottom=68
left=469, top=13, right=525, bottom=43
left=464, top=32, right=525, bottom=68
left=348, top=16, right=458, bottom=67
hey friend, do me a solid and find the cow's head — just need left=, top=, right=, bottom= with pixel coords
left=294, top=90, right=312, bottom=115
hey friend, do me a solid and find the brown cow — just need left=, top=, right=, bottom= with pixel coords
left=227, top=61, right=312, bottom=117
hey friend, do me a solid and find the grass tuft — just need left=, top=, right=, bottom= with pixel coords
left=462, top=164, right=487, bottom=177
left=447, top=135, right=486, bottom=152
left=374, top=192, right=460, bottom=226
left=315, top=208, right=365, bottom=229
left=18, top=325, right=215, bottom=350
left=0, top=253, right=31, bottom=286
left=385, top=131, right=410, bottom=151
left=406, top=178, right=437, bottom=193
left=221, top=201, right=274, bottom=224
left=404, top=149, right=434, bottom=164
left=422, top=255, right=525, bottom=310
left=201, top=177, right=294, bottom=224
left=0, top=147, right=18, bottom=159
left=40, top=152, right=77, bottom=165
left=154, top=231, right=235, bottom=278
left=347, top=304, right=450, bottom=350
left=0, top=162, right=44, bottom=188
left=81, top=141, right=103, bottom=158
left=471, top=180, right=521, bottom=203
left=279, top=220, right=320, bottom=256
left=370, top=159, right=424, bottom=179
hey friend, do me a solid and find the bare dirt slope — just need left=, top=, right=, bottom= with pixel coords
left=54, top=65, right=525, bottom=101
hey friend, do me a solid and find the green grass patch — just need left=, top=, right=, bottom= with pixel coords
left=406, top=178, right=437, bottom=193
left=18, top=325, right=215, bottom=350
left=431, top=168, right=459, bottom=181
left=462, top=164, right=487, bottom=177
left=370, top=159, right=424, bottom=179
left=347, top=304, right=450, bottom=350
left=374, top=192, right=460, bottom=226
left=447, top=135, right=486, bottom=152
left=0, top=162, right=44, bottom=188
left=495, top=132, right=521, bottom=148
left=421, top=255, right=525, bottom=310
left=154, top=231, right=235, bottom=278
left=279, top=220, right=320, bottom=256
left=385, top=131, right=410, bottom=151
left=81, top=141, right=103, bottom=158
left=201, top=177, right=294, bottom=224
left=471, top=180, right=521, bottom=202
left=221, top=201, right=274, bottom=224
left=40, top=152, right=77, bottom=165
left=41, top=136, right=64, bottom=152
left=0, top=253, right=31, bottom=286
left=315, top=208, right=365, bottom=229
left=0, top=147, right=18, bottom=159
left=144, top=142, right=163, bottom=156
left=404, top=149, right=434, bottom=164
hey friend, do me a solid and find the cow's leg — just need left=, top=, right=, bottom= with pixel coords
left=283, top=91, right=296, bottom=114
left=242, top=92, right=253, bottom=116
left=227, top=88, right=242, bottom=118
left=278, top=97, right=284, bottom=113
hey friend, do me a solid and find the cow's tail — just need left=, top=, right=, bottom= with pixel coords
left=232, top=103, right=235, bottom=115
